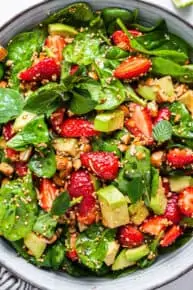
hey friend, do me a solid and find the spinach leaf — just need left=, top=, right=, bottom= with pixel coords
left=0, top=63, right=4, bottom=80
left=131, top=19, right=167, bottom=32
left=92, top=136, right=121, bottom=157
left=48, top=242, right=65, bottom=270
left=76, top=224, right=116, bottom=271
left=7, top=115, right=49, bottom=150
left=0, top=174, right=37, bottom=241
left=24, top=83, right=69, bottom=115
left=43, top=2, right=94, bottom=26
left=51, top=192, right=70, bottom=216
left=70, top=90, right=97, bottom=115
left=33, top=211, right=57, bottom=239
left=28, top=148, right=56, bottom=178
left=106, top=46, right=130, bottom=59
left=0, top=88, right=24, bottom=123
left=7, top=28, right=46, bottom=89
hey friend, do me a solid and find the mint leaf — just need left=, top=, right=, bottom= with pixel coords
left=153, top=120, right=172, bottom=143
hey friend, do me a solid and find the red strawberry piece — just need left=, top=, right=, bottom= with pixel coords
left=2, top=122, right=14, bottom=141
left=160, top=225, right=182, bottom=247
left=70, top=65, right=79, bottom=75
left=178, top=187, right=193, bottom=217
left=141, top=216, right=169, bottom=236
left=166, top=148, right=193, bottom=169
left=112, top=30, right=142, bottom=51
left=19, top=58, right=60, bottom=82
left=39, top=178, right=58, bottom=212
left=118, top=225, right=144, bottom=248
left=153, top=107, right=171, bottom=125
left=5, top=148, right=19, bottom=162
left=80, top=151, right=119, bottom=180
left=66, top=233, right=78, bottom=261
left=60, top=118, right=99, bottom=138
left=66, top=249, right=78, bottom=261
left=125, top=104, right=153, bottom=144
left=164, top=194, right=181, bottom=224
left=45, top=35, right=66, bottom=62
left=15, top=161, right=28, bottom=177
left=77, top=195, right=97, bottom=225
left=114, top=56, right=151, bottom=80
left=67, top=170, right=94, bottom=198
left=50, top=108, right=65, bottom=134
left=162, top=178, right=170, bottom=196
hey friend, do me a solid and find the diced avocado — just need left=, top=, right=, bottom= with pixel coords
left=157, top=76, right=174, bottom=97
left=24, top=232, right=47, bottom=259
left=13, top=111, right=36, bottom=132
left=112, top=249, right=135, bottom=271
left=178, top=90, right=193, bottom=116
left=125, top=244, right=150, bottom=262
left=169, top=176, right=193, bottom=192
left=52, top=138, right=78, bottom=156
left=150, top=175, right=167, bottom=215
left=136, top=85, right=157, bottom=101
left=104, top=241, right=120, bottom=266
left=48, top=23, right=78, bottom=37
left=128, top=200, right=149, bottom=225
left=97, top=185, right=130, bottom=228
left=94, top=110, right=124, bottom=132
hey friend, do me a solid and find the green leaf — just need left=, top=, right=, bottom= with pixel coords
left=33, top=211, right=57, bottom=239
left=28, top=148, right=56, bottom=178
left=151, top=167, right=159, bottom=197
left=70, top=90, right=97, bottom=115
left=49, top=242, right=65, bottom=270
left=131, top=19, right=167, bottom=32
left=153, top=120, right=172, bottom=143
left=0, top=88, right=24, bottom=123
left=7, top=115, right=49, bottom=150
left=51, top=192, right=70, bottom=216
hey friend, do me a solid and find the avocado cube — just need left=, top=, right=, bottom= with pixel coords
left=52, top=138, right=78, bottom=156
left=94, top=110, right=124, bottom=132
left=24, top=232, right=47, bottom=259
left=125, top=244, right=149, bottom=262
left=48, top=23, right=78, bottom=37
left=178, top=90, right=193, bottom=116
left=97, top=185, right=130, bottom=228
left=136, top=85, right=157, bottom=101
left=150, top=177, right=167, bottom=215
left=157, top=76, right=174, bottom=97
left=104, top=241, right=120, bottom=266
left=128, top=200, right=149, bottom=225
left=169, top=176, right=193, bottom=192
left=112, top=249, right=135, bottom=271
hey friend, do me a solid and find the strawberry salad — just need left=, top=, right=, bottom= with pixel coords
left=0, top=2, right=193, bottom=277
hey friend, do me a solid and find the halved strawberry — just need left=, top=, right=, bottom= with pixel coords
left=67, top=170, right=94, bottom=198
left=2, top=122, right=14, bottom=141
left=141, top=216, right=169, bottom=236
left=164, top=194, right=181, bottom=224
left=60, top=118, right=99, bottom=138
left=50, top=108, right=65, bottom=134
left=80, top=151, right=119, bottom=180
left=125, top=104, right=153, bottom=144
left=112, top=30, right=142, bottom=51
left=114, top=56, right=152, bottom=80
left=39, top=178, right=59, bottom=212
left=118, top=225, right=144, bottom=248
left=77, top=195, right=97, bottom=225
left=178, top=187, right=193, bottom=217
left=160, top=225, right=182, bottom=247
left=5, top=148, right=19, bottom=162
left=153, top=107, right=171, bottom=125
left=15, top=161, right=28, bottom=177
left=166, top=148, right=193, bottom=169
left=44, top=35, right=66, bottom=63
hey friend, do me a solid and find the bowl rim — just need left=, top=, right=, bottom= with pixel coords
left=0, top=0, right=193, bottom=289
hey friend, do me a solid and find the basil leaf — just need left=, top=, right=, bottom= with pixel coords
left=51, top=192, right=70, bottom=216
left=0, top=88, right=24, bottom=123
left=153, top=120, right=172, bottom=143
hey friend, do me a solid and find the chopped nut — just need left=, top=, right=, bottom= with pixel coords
left=120, top=134, right=131, bottom=145
left=53, top=174, right=66, bottom=187
left=120, top=104, right=130, bottom=117
left=151, top=151, right=165, bottom=168
left=147, top=101, right=158, bottom=118
left=59, top=160, right=73, bottom=178
left=0, top=138, right=6, bottom=149
left=73, top=158, right=82, bottom=171
left=136, top=151, right=146, bottom=160
left=0, top=162, right=14, bottom=176
left=0, top=81, right=7, bottom=88
left=56, top=155, right=68, bottom=171
left=118, top=144, right=128, bottom=152
left=0, top=46, right=8, bottom=61
left=174, top=114, right=181, bottom=123
left=81, top=143, right=92, bottom=153
left=88, top=71, right=98, bottom=80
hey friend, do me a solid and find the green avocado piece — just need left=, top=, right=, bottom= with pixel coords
left=52, top=138, right=78, bottom=156
left=128, top=200, right=149, bottom=225
left=97, top=185, right=127, bottom=208
left=157, top=76, right=174, bottom=97
left=112, top=249, right=135, bottom=271
left=104, top=241, right=120, bottom=266
left=125, top=244, right=150, bottom=262
left=150, top=175, right=167, bottom=215
left=48, top=23, right=78, bottom=37
left=24, top=232, right=47, bottom=259
left=136, top=85, right=157, bottom=100
left=178, top=90, right=193, bottom=116
left=94, top=110, right=124, bottom=132
left=169, top=176, right=193, bottom=192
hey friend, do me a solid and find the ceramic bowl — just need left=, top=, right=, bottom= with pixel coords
left=0, top=1, right=193, bottom=289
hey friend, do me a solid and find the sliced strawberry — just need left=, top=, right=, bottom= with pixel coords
left=15, top=161, right=28, bottom=177
left=67, top=170, right=94, bottom=198
left=114, top=56, right=152, bottom=80
left=141, top=216, right=169, bottom=236
left=118, top=225, right=144, bottom=248
left=178, top=187, right=193, bottom=217
left=2, top=122, right=14, bottom=141
left=153, top=107, right=171, bottom=125
left=166, top=148, right=193, bottom=169
left=5, top=148, right=19, bottom=162
left=80, top=151, right=119, bottom=180
left=125, top=104, right=153, bottom=144
left=77, top=195, right=97, bottom=225
left=164, top=194, right=181, bottom=224
left=70, top=65, right=79, bottom=75
left=160, top=225, right=182, bottom=247
left=44, top=35, right=66, bottom=63
left=60, top=118, right=99, bottom=138
left=39, top=178, right=58, bottom=212
left=19, top=58, right=60, bottom=82
left=112, top=30, right=142, bottom=51
left=50, top=108, right=65, bottom=134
